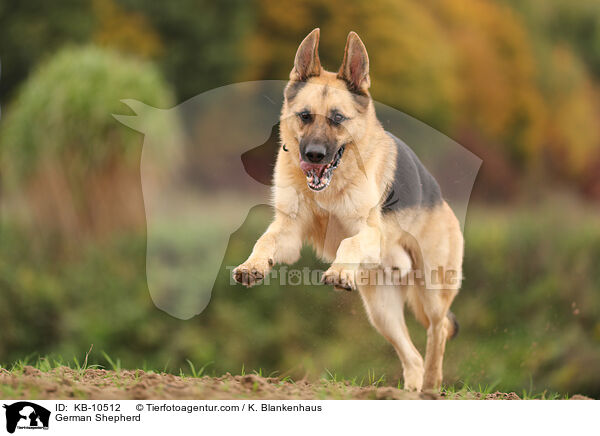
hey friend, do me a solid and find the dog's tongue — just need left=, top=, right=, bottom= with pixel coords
left=300, top=161, right=327, bottom=178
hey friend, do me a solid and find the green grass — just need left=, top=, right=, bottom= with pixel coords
left=0, top=355, right=573, bottom=399
left=439, top=381, right=569, bottom=400
left=181, top=359, right=213, bottom=378
left=324, top=368, right=386, bottom=388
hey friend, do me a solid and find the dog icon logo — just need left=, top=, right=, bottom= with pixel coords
left=3, top=402, right=50, bottom=433
left=113, top=81, right=481, bottom=320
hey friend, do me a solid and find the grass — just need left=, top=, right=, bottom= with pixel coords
left=439, top=380, right=569, bottom=400
left=181, top=359, right=213, bottom=378
left=324, top=368, right=387, bottom=388
left=0, top=354, right=572, bottom=399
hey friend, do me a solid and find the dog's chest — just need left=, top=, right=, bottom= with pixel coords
left=306, top=209, right=353, bottom=261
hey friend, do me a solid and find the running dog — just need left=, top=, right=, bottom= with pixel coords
left=233, top=29, right=463, bottom=391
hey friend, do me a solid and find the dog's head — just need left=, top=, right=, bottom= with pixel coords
left=280, top=29, right=373, bottom=192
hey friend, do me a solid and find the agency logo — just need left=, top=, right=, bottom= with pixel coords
left=112, top=81, right=481, bottom=320
left=2, top=402, right=50, bottom=434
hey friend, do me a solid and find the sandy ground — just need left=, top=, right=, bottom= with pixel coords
left=0, top=366, right=593, bottom=400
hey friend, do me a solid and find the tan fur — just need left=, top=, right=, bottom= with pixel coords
left=233, top=29, right=463, bottom=391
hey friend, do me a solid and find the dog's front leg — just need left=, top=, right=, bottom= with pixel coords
left=233, top=212, right=303, bottom=287
left=322, top=215, right=382, bottom=291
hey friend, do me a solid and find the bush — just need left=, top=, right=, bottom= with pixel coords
left=0, top=45, right=175, bottom=240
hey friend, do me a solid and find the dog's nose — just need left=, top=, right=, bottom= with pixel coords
left=304, top=144, right=327, bottom=163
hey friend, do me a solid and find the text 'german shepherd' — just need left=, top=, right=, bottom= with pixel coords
left=233, top=28, right=463, bottom=391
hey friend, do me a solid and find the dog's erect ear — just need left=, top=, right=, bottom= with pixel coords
left=291, top=28, right=322, bottom=81
left=338, top=31, right=370, bottom=92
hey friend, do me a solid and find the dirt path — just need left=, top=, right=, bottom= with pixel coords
left=0, top=366, right=591, bottom=400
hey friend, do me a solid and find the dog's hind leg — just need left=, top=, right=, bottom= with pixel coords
left=419, top=287, right=458, bottom=391
left=407, top=201, right=463, bottom=391
left=358, top=282, right=424, bottom=391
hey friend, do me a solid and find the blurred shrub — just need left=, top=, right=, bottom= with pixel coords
left=432, top=0, right=546, bottom=165
left=93, top=0, right=163, bottom=59
left=508, top=0, right=600, bottom=78
left=117, top=0, right=253, bottom=101
left=0, top=46, right=175, bottom=241
left=543, top=47, right=599, bottom=178
left=0, top=0, right=93, bottom=101
left=0, top=1, right=252, bottom=103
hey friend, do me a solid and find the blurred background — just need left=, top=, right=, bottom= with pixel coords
left=1, top=0, right=599, bottom=397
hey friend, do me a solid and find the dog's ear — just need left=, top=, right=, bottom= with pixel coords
left=338, top=31, right=370, bottom=92
left=291, top=28, right=322, bottom=81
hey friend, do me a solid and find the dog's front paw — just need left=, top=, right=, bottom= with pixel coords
left=321, top=264, right=357, bottom=292
left=232, top=258, right=272, bottom=287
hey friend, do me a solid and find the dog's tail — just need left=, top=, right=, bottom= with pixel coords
left=447, top=311, right=460, bottom=340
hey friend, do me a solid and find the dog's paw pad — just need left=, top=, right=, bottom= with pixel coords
left=321, top=267, right=356, bottom=292
left=233, top=263, right=268, bottom=287
left=334, top=284, right=353, bottom=292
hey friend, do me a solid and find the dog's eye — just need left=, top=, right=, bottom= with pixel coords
left=330, top=112, right=345, bottom=125
left=298, top=111, right=312, bottom=123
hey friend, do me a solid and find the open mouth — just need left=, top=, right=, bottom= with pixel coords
left=300, top=145, right=346, bottom=191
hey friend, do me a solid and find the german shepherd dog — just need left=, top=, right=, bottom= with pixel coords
left=233, top=29, right=463, bottom=391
